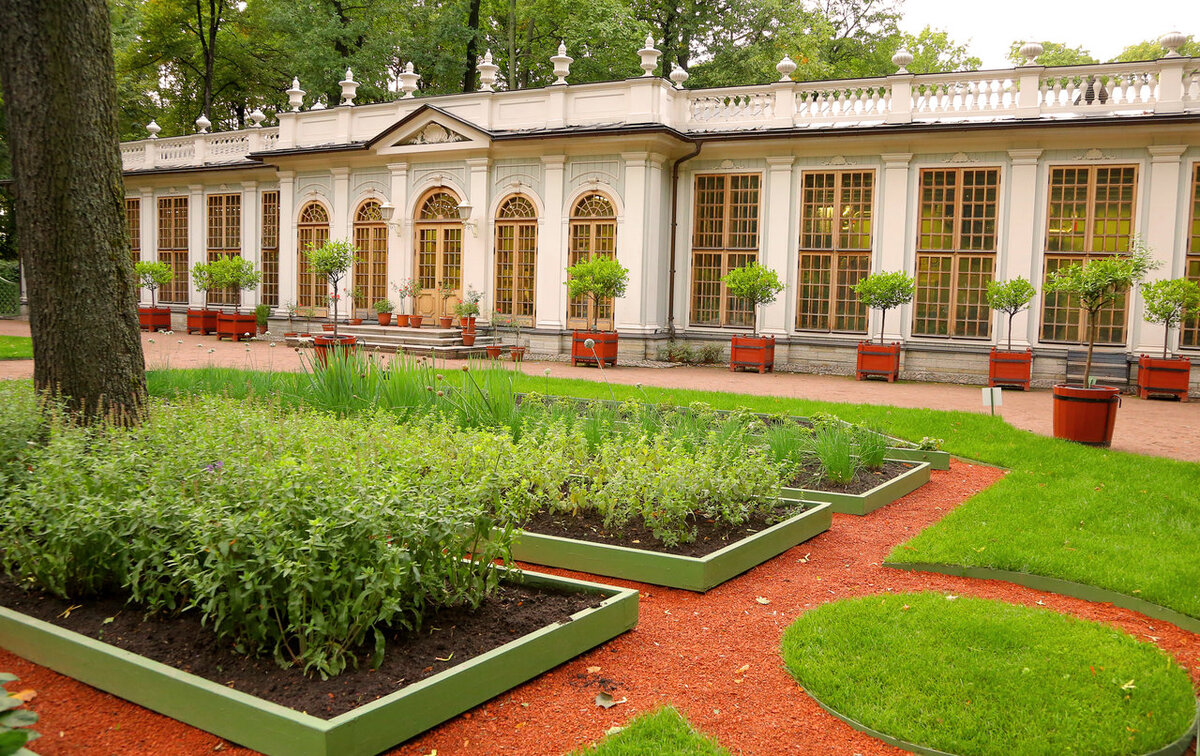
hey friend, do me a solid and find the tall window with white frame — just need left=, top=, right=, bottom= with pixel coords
left=296, top=202, right=330, bottom=314
left=125, top=197, right=140, bottom=266
left=796, top=171, right=873, bottom=333
left=494, top=195, right=538, bottom=325
left=353, top=200, right=388, bottom=316
left=912, top=168, right=999, bottom=338
left=1040, top=164, right=1138, bottom=344
left=567, top=193, right=617, bottom=330
left=1183, top=164, right=1200, bottom=349
left=413, top=191, right=463, bottom=318
left=207, top=193, right=241, bottom=306
left=156, top=196, right=189, bottom=304
left=690, top=173, right=760, bottom=328
left=260, top=191, right=280, bottom=307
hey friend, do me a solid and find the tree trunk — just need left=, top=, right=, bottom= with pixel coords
left=1007, top=311, right=1015, bottom=351
left=506, top=0, right=517, bottom=89
left=462, top=0, right=482, bottom=93
left=1083, top=315, right=1097, bottom=387
left=0, top=0, right=147, bottom=423
left=879, top=308, right=886, bottom=344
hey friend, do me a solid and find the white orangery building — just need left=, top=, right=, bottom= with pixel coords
left=118, top=38, right=1200, bottom=388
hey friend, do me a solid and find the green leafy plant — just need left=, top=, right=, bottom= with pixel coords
left=1045, top=239, right=1158, bottom=385
left=208, top=256, right=261, bottom=314
left=437, top=278, right=457, bottom=318
left=455, top=285, right=482, bottom=318
left=254, top=303, right=271, bottom=329
left=853, top=424, right=888, bottom=471
left=134, top=260, right=173, bottom=308
left=812, top=420, right=858, bottom=485
left=190, top=261, right=217, bottom=309
left=303, top=239, right=359, bottom=335
left=373, top=299, right=394, bottom=314
left=721, top=262, right=785, bottom=336
left=853, top=271, right=915, bottom=343
left=566, top=256, right=629, bottom=332
left=0, top=673, right=39, bottom=755
left=1140, top=277, right=1200, bottom=358
left=985, top=277, right=1037, bottom=351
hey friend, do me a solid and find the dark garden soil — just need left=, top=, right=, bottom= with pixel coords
left=0, top=579, right=601, bottom=719
left=789, top=459, right=916, bottom=494
left=521, top=502, right=812, bottom=557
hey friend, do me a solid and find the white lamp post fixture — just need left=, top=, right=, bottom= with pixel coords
left=455, top=201, right=477, bottom=236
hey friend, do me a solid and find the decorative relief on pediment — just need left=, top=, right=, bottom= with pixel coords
left=402, top=123, right=469, bottom=146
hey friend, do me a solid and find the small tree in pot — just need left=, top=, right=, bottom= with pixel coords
left=187, top=261, right=219, bottom=334
left=566, top=256, right=629, bottom=367
left=134, top=261, right=173, bottom=331
left=303, top=240, right=359, bottom=338
left=210, top=256, right=262, bottom=342
left=851, top=271, right=914, bottom=382
left=985, top=277, right=1037, bottom=389
left=1044, top=241, right=1157, bottom=444
left=1135, top=277, right=1200, bottom=401
left=721, top=262, right=785, bottom=373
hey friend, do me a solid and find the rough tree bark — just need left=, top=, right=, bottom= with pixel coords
left=462, top=0, right=482, bottom=93
left=0, top=0, right=147, bottom=423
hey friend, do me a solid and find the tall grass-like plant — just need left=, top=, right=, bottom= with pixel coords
left=813, top=421, right=859, bottom=485
left=1140, top=277, right=1200, bottom=358
left=853, top=271, right=914, bottom=344
left=985, top=277, right=1037, bottom=351
left=853, top=425, right=888, bottom=471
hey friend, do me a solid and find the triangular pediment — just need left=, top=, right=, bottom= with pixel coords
left=369, top=105, right=492, bottom=155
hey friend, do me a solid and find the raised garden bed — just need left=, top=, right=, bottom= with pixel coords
left=779, top=459, right=931, bottom=516
left=0, top=569, right=637, bottom=756
left=510, top=502, right=832, bottom=592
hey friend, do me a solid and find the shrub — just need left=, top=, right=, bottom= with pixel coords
left=566, top=256, right=629, bottom=331
left=0, top=673, right=39, bottom=754
left=133, top=261, right=173, bottom=308
left=721, top=262, right=785, bottom=335
left=985, top=277, right=1037, bottom=351
left=853, top=271, right=914, bottom=343
left=1140, top=277, right=1200, bottom=358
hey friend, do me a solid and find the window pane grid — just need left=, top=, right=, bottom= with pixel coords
left=567, top=217, right=616, bottom=329
left=260, top=191, right=279, bottom=307
left=833, top=254, right=870, bottom=332
left=126, top=198, right=140, bottom=265
left=1040, top=255, right=1127, bottom=345
left=353, top=201, right=388, bottom=312
left=207, top=194, right=241, bottom=307
left=1183, top=256, right=1200, bottom=348
left=297, top=202, right=330, bottom=311
left=690, top=173, right=761, bottom=326
left=494, top=201, right=536, bottom=324
left=156, top=196, right=188, bottom=304
left=1185, top=167, right=1200, bottom=348
left=798, top=172, right=873, bottom=332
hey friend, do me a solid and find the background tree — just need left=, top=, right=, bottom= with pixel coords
left=1006, top=41, right=1098, bottom=67
left=1114, top=35, right=1200, bottom=61
left=0, top=0, right=147, bottom=422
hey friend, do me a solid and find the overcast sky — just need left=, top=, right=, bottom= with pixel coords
left=898, top=0, right=1200, bottom=69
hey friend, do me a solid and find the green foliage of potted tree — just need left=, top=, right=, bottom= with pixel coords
left=721, top=262, right=784, bottom=373
left=1045, top=242, right=1157, bottom=445
left=282, top=300, right=299, bottom=337
left=566, top=256, right=629, bottom=368
left=437, top=279, right=456, bottom=329
left=187, top=261, right=219, bottom=335
left=211, top=257, right=261, bottom=342
left=456, top=286, right=482, bottom=330
left=348, top=286, right=365, bottom=325
left=134, top=260, right=173, bottom=331
left=255, top=303, right=271, bottom=336
left=985, top=277, right=1038, bottom=389
left=852, top=271, right=914, bottom=382
left=1136, top=277, right=1200, bottom=401
left=374, top=298, right=394, bottom=326
left=304, top=239, right=360, bottom=362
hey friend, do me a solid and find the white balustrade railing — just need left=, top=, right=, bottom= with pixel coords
left=120, top=143, right=146, bottom=168
left=120, top=127, right=280, bottom=171
left=910, top=72, right=1018, bottom=117
left=1038, top=62, right=1159, bottom=112
left=688, top=87, right=774, bottom=127
left=156, top=137, right=196, bottom=166
left=795, top=78, right=891, bottom=122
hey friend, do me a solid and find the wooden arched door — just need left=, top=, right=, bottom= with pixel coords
left=413, top=190, right=463, bottom=318
left=567, top=193, right=617, bottom=330
left=353, top=200, right=388, bottom=316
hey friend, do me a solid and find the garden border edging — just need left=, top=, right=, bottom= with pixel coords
left=780, top=460, right=931, bottom=515
left=0, top=569, right=638, bottom=756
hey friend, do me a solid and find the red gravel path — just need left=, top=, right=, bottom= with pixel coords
left=6, top=462, right=1198, bottom=755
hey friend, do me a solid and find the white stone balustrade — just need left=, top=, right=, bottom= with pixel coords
left=119, top=55, right=1200, bottom=171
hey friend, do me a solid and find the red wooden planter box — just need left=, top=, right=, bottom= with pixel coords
left=186, top=308, right=217, bottom=335
left=729, top=335, right=774, bottom=373
left=312, top=334, right=357, bottom=365
left=1052, top=384, right=1120, bottom=446
left=216, top=312, right=258, bottom=342
left=572, top=331, right=618, bottom=367
left=1136, top=355, right=1191, bottom=402
left=989, top=348, right=1032, bottom=389
left=137, top=307, right=172, bottom=332
left=856, top=342, right=900, bottom=382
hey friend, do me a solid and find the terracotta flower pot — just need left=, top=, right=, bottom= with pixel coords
left=989, top=348, right=1032, bottom=390
left=1136, top=355, right=1191, bottom=401
left=321, top=323, right=335, bottom=332
left=461, top=332, right=477, bottom=347
left=856, top=342, right=901, bottom=382
left=459, top=316, right=477, bottom=330
left=312, top=334, right=357, bottom=366
left=438, top=316, right=454, bottom=329
left=409, top=315, right=423, bottom=328
left=571, top=330, right=619, bottom=368
left=1052, top=384, right=1121, bottom=446
left=486, top=345, right=507, bottom=359
left=395, top=314, right=411, bottom=327
left=186, top=308, right=217, bottom=335
left=729, top=334, right=774, bottom=374
left=216, top=312, right=258, bottom=342
left=510, top=346, right=526, bottom=362
left=138, top=306, right=172, bottom=332
left=377, top=312, right=392, bottom=326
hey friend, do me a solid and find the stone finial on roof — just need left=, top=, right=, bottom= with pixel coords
left=638, top=34, right=661, bottom=77
left=286, top=77, right=305, bottom=111
left=399, top=62, right=421, bottom=99
left=1159, top=31, right=1186, bottom=57
left=339, top=68, right=359, bottom=106
left=776, top=55, right=797, bottom=81
left=146, top=120, right=161, bottom=139
left=1019, top=41, right=1044, bottom=65
left=195, top=114, right=211, bottom=133
left=551, top=41, right=573, bottom=85
left=478, top=49, right=500, bottom=91
left=891, top=49, right=913, bottom=74
left=248, top=108, right=266, bottom=128
left=669, top=63, right=689, bottom=89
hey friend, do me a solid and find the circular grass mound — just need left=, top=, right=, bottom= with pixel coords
left=782, top=592, right=1196, bottom=756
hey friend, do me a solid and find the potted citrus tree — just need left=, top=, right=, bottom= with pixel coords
left=134, top=260, right=173, bottom=331
left=1136, top=276, right=1200, bottom=401
left=1044, top=242, right=1157, bottom=445
left=303, top=239, right=360, bottom=362
left=374, top=298, right=394, bottom=326
left=437, top=279, right=456, bottom=329
left=212, top=257, right=261, bottom=342
left=721, top=261, right=784, bottom=373
left=255, top=303, right=271, bottom=336
left=348, top=286, right=365, bottom=325
left=985, top=276, right=1037, bottom=389
left=566, top=256, right=629, bottom=368
left=852, top=271, right=914, bottom=382
left=187, top=261, right=219, bottom=335
left=392, top=278, right=420, bottom=328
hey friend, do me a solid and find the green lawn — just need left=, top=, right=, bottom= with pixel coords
left=141, top=366, right=1200, bottom=627
left=782, top=592, right=1196, bottom=755
left=0, top=336, right=32, bottom=360
left=572, top=707, right=728, bottom=755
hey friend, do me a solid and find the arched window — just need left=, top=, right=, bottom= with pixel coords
left=297, top=201, right=330, bottom=311
left=413, top=190, right=463, bottom=318
left=353, top=200, right=387, bottom=314
left=568, top=193, right=617, bottom=329
left=494, top=195, right=538, bottom=324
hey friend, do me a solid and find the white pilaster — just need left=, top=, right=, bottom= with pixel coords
left=330, top=167, right=351, bottom=240
left=537, top=155, right=567, bottom=330
left=1005, top=149, right=1042, bottom=348
left=138, top=188, right=154, bottom=305
left=386, top=161, right=410, bottom=304
left=616, top=152, right=649, bottom=333
left=277, top=171, right=298, bottom=312
left=464, top=157, right=490, bottom=316
left=241, top=181, right=260, bottom=310
left=1136, top=145, right=1188, bottom=353
left=187, top=184, right=204, bottom=307
left=761, top=156, right=795, bottom=335
left=877, top=153, right=912, bottom=341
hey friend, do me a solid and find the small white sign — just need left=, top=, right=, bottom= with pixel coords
left=981, top=386, right=1002, bottom=409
